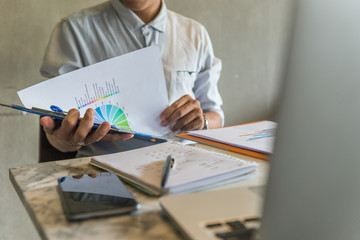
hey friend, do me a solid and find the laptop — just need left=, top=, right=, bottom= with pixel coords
left=159, top=0, right=360, bottom=239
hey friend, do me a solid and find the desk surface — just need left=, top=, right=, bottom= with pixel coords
left=9, top=144, right=269, bottom=240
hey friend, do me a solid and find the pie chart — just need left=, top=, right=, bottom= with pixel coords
left=94, top=104, right=132, bottom=130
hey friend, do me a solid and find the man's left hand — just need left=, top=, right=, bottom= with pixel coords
left=160, top=94, right=205, bottom=132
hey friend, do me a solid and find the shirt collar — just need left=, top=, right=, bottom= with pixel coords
left=111, top=0, right=167, bottom=32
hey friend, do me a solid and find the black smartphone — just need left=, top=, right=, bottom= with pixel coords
left=57, top=172, right=140, bottom=221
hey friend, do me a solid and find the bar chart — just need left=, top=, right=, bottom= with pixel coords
left=75, top=78, right=120, bottom=110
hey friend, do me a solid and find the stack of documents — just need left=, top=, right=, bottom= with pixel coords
left=90, top=141, right=258, bottom=196
left=177, top=121, right=277, bottom=160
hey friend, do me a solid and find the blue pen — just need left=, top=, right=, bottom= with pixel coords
left=0, top=103, right=122, bottom=134
left=134, top=132, right=167, bottom=143
left=0, top=103, right=67, bottom=120
left=0, top=103, right=169, bottom=137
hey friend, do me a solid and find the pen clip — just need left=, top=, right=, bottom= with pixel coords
left=50, top=105, right=67, bottom=114
left=31, top=107, right=67, bottom=118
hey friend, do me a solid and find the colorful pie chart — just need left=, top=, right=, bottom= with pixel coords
left=94, top=105, right=132, bottom=130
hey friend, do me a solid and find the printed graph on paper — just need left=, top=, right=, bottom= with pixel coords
left=73, top=79, right=133, bottom=130
left=17, top=46, right=171, bottom=137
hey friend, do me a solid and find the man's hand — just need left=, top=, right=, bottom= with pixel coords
left=160, top=95, right=205, bottom=132
left=40, top=108, right=133, bottom=152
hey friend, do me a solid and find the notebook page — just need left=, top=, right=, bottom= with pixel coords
left=92, top=142, right=257, bottom=189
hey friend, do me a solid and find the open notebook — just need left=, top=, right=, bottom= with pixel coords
left=90, top=142, right=257, bottom=196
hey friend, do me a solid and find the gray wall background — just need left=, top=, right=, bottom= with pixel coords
left=0, top=0, right=293, bottom=239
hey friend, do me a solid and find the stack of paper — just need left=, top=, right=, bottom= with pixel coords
left=90, top=141, right=258, bottom=196
left=177, top=121, right=277, bottom=160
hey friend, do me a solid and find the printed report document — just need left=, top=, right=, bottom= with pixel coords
left=17, top=46, right=171, bottom=138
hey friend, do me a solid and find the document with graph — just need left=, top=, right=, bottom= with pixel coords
left=17, top=46, right=171, bottom=138
left=177, top=121, right=277, bottom=159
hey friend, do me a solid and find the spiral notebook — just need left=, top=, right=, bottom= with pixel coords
left=90, top=142, right=258, bottom=196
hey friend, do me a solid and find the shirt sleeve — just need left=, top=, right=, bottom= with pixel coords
left=40, top=18, right=84, bottom=78
left=193, top=28, right=225, bottom=125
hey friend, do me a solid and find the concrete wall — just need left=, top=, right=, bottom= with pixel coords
left=0, top=0, right=293, bottom=239
left=166, top=0, right=293, bottom=124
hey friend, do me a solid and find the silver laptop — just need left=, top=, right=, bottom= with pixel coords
left=160, top=0, right=360, bottom=239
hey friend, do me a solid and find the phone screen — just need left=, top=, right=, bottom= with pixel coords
left=58, top=172, right=140, bottom=221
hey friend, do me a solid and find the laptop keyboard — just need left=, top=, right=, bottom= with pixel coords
left=202, top=216, right=261, bottom=240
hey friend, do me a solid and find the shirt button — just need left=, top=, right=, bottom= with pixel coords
left=144, top=26, right=149, bottom=31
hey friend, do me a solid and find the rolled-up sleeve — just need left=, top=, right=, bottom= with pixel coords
left=193, top=30, right=224, bottom=125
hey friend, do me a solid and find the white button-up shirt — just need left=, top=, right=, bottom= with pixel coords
left=40, top=0, right=224, bottom=157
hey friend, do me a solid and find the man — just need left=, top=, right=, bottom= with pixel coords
left=40, top=0, right=224, bottom=157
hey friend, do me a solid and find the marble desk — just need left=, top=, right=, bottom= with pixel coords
left=9, top=145, right=268, bottom=240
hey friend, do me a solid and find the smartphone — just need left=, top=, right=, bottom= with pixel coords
left=57, top=172, right=140, bottom=221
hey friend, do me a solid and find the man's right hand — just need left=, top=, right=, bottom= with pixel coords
left=40, top=108, right=134, bottom=152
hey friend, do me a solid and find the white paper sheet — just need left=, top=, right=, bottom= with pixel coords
left=17, top=46, right=171, bottom=137
left=188, top=121, right=277, bottom=154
